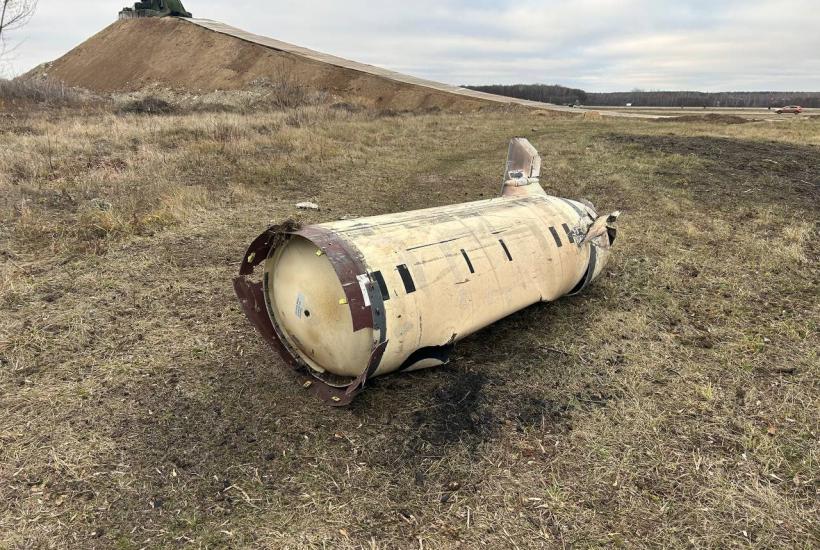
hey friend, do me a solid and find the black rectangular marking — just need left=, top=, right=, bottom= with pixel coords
left=499, top=239, right=513, bottom=261
left=561, top=223, right=575, bottom=243
left=460, top=249, right=475, bottom=273
left=396, top=264, right=416, bottom=294
left=369, top=270, right=390, bottom=301
left=549, top=226, right=563, bottom=247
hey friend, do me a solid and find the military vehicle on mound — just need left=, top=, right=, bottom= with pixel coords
left=118, top=0, right=192, bottom=19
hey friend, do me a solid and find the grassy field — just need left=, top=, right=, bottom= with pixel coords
left=1, top=97, right=818, bottom=548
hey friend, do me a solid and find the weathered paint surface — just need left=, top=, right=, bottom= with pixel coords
left=235, top=139, right=618, bottom=405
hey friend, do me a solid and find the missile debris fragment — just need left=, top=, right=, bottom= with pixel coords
left=235, top=138, right=619, bottom=405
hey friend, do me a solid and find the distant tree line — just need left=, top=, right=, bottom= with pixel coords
left=587, top=90, right=820, bottom=108
left=465, top=84, right=587, bottom=105
left=464, top=84, right=820, bottom=108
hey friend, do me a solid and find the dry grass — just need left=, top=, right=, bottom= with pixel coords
left=0, top=101, right=818, bottom=549
left=0, top=78, right=93, bottom=110
left=110, top=79, right=334, bottom=116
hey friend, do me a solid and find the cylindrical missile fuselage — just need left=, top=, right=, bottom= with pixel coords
left=263, top=185, right=611, bottom=381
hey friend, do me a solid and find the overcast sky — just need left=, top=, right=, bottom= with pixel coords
left=3, top=0, right=819, bottom=91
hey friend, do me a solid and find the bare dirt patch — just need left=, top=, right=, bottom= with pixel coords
left=604, top=132, right=820, bottom=208
left=654, top=113, right=753, bottom=124
left=27, top=18, right=490, bottom=112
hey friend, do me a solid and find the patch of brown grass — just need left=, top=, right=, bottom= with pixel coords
left=0, top=101, right=817, bottom=548
left=0, top=78, right=88, bottom=107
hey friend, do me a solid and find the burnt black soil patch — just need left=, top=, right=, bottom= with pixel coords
left=58, top=310, right=601, bottom=548
left=90, top=286, right=601, bottom=545
left=604, top=133, right=819, bottom=211
left=409, top=370, right=494, bottom=449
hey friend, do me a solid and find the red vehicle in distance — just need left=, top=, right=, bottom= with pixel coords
left=775, top=105, right=803, bottom=114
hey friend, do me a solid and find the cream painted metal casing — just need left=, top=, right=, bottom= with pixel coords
left=235, top=138, right=618, bottom=404
left=263, top=191, right=612, bottom=378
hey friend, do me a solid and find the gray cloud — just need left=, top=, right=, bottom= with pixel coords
left=5, top=0, right=819, bottom=91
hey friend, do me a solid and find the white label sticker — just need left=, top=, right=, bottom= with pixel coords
left=356, top=274, right=371, bottom=307
left=295, top=292, right=305, bottom=318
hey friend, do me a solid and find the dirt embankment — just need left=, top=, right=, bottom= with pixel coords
left=27, top=18, right=490, bottom=112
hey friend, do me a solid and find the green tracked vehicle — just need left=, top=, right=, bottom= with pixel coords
left=118, top=0, right=192, bottom=19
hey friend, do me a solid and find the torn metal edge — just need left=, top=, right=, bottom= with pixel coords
left=234, top=222, right=388, bottom=406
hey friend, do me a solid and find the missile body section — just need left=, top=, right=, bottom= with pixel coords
left=234, top=138, right=618, bottom=405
